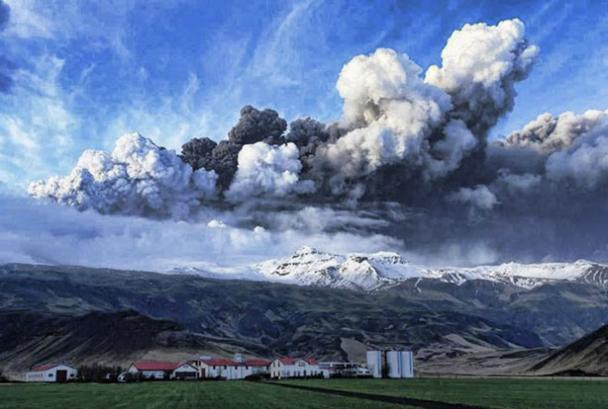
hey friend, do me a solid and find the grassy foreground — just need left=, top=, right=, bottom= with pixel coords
left=283, top=377, right=608, bottom=409
left=0, top=381, right=408, bottom=409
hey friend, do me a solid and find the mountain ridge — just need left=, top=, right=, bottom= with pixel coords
left=2, top=262, right=608, bottom=378
left=175, top=246, right=608, bottom=292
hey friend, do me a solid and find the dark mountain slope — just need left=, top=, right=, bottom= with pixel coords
left=529, top=325, right=608, bottom=376
left=0, top=309, right=224, bottom=377
left=0, top=263, right=545, bottom=375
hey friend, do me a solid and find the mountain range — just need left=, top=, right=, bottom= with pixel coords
left=177, top=246, right=608, bottom=292
left=1, top=254, right=608, bottom=379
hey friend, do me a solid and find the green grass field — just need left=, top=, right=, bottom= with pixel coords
left=284, top=377, right=608, bottom=409
left=0, top=381, right=409, bottom=409
left=2, top=378, right=608, bottom=409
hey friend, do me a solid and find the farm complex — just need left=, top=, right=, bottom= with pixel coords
left=24, top=349, right=413, bottom=383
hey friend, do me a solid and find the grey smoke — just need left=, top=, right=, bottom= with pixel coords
left=180, top=105, right=289, bottom=190
left=228, top=105, right=287, bottom=145
left=27, top=18, right=608, bottom=264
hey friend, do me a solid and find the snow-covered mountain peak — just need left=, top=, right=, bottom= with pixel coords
left=293, top=245, right=319, bottom=257
left=172, top=247, right=608, bottom=292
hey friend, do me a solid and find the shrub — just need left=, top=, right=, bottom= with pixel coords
left=77, top=364, right=123, bottom=383
left=244, top=373, right=270, bottom=382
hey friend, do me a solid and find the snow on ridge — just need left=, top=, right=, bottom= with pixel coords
left=170, top=246, right=608, bottom=291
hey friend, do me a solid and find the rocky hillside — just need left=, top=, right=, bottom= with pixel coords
left=528, top=325, right=608, bottom=376
left=0, top=310, right=213, bottom=378
left=1, top=262, right=608, bottom=377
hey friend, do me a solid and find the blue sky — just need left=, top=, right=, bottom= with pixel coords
left=1, top=0, right=608, bottom=190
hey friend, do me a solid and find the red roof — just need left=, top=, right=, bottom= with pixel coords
left=31, top=364, right=59, bottom=372
left=132, top=360, right=179, bottom=371
left=278, top=357, right=297, bottom=365
left=201, top=358, right=238, bottom=366
left=245, top=359, right=271, bottom=367
left=278, top=357, right=317, bottom=365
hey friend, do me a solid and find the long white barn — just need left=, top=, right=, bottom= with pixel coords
left=194, top=357, right=271, bottom=380
left=26, top=364, right=77, bottom=383
left=269, top=357, right=320, bottom=379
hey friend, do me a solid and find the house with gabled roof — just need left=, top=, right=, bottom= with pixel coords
left=269, top=357, right=320, bottom=379
left=126, top=360, right=180, bottom=380
left=26, top=364, right=77, bottom=383
left=170, top=362, right=199, bottom=380
left=194, top=355, right=271, bottom=380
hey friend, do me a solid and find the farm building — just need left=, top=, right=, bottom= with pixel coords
left=194, top=356, right=271, bottom=380
left=318, top=361, right=371, bottom=378
left=269, top=357, right=320, bottom=379
left=171, top=362, right=198, bottom=380
left=366, top=351, right=383, bottom=378
left=366, top=350, right=414, bottom=378
left=25, top=364, right=77, bottom=383
left=387, top=351, right=414, bottom=378
left=126, top=360, right=180, bottom=380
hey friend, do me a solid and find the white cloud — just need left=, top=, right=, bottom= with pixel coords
left=28, top=132, right=217, bottom=218
left=0, top=192, right=401, bottom=272
left=226, top=142, right=313, bottom=202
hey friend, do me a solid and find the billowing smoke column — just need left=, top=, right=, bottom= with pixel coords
left=226, top=142, right=314, bottom=202
left=180, top=105, right=287, bottom=191
left=27, top=18, right=608, bottom=262
left=29, top=133, right=217, bottom=218
left=425, top=19, right=538, bottom=135
left=28, top=18, right=547, bottom=213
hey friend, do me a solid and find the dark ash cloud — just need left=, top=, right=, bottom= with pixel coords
left=26, top=18, right=608, bottom=265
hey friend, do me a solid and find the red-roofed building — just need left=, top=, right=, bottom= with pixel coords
left=270, top=357, right=321, bottom=379
left=127, top=360, right=180, bottom=380
left=245, top=358, right=272, bottom=367
left=26, top=364, right=77, bottom=383
left=194, top=355, right=271, bottom=380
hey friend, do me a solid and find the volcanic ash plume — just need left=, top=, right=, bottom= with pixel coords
left=29, top=133, right=217, bottom=218
left=26, top=18, right=608, bottom=262
left=29, top=18, right=543, bottom=216
left=226, top=142, right=314, bottom=202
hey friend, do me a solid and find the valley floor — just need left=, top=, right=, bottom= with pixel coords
left=282, top=378, right=608, bottom=409
left=0, top=381, right=409, bottom=409
left=2, top=378, right=608, bottom=409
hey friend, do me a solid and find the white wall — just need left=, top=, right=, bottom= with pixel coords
left=127, top=365, right=167, bottom=380
left=171, top=364, right=198, bottom=379
left=387, top=351, right=414, bottom=378
left=26, top=365, right=77, bottom=382
left=270, top=360, right=321, bottom=379
left=366, top=351, right=382, bottom=378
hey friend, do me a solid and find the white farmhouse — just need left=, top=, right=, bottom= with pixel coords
left=171, top=362, right=198, bottom=380
left=195, top=357, right=271, bottom=380
left=127, top=360, right=179, bottom=380
left=26, top=364, right=77, bottom=383
left=269, top=357, right=320, bottom=379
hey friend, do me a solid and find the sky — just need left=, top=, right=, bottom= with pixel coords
left=1, top=0, right=608, bottom=189
left=2, top=0, right=608, bottom=272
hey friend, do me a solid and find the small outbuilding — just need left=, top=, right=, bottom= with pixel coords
left=26, top=364, right=77, bottom=383
left=171, top=363, right=198, bottom=380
